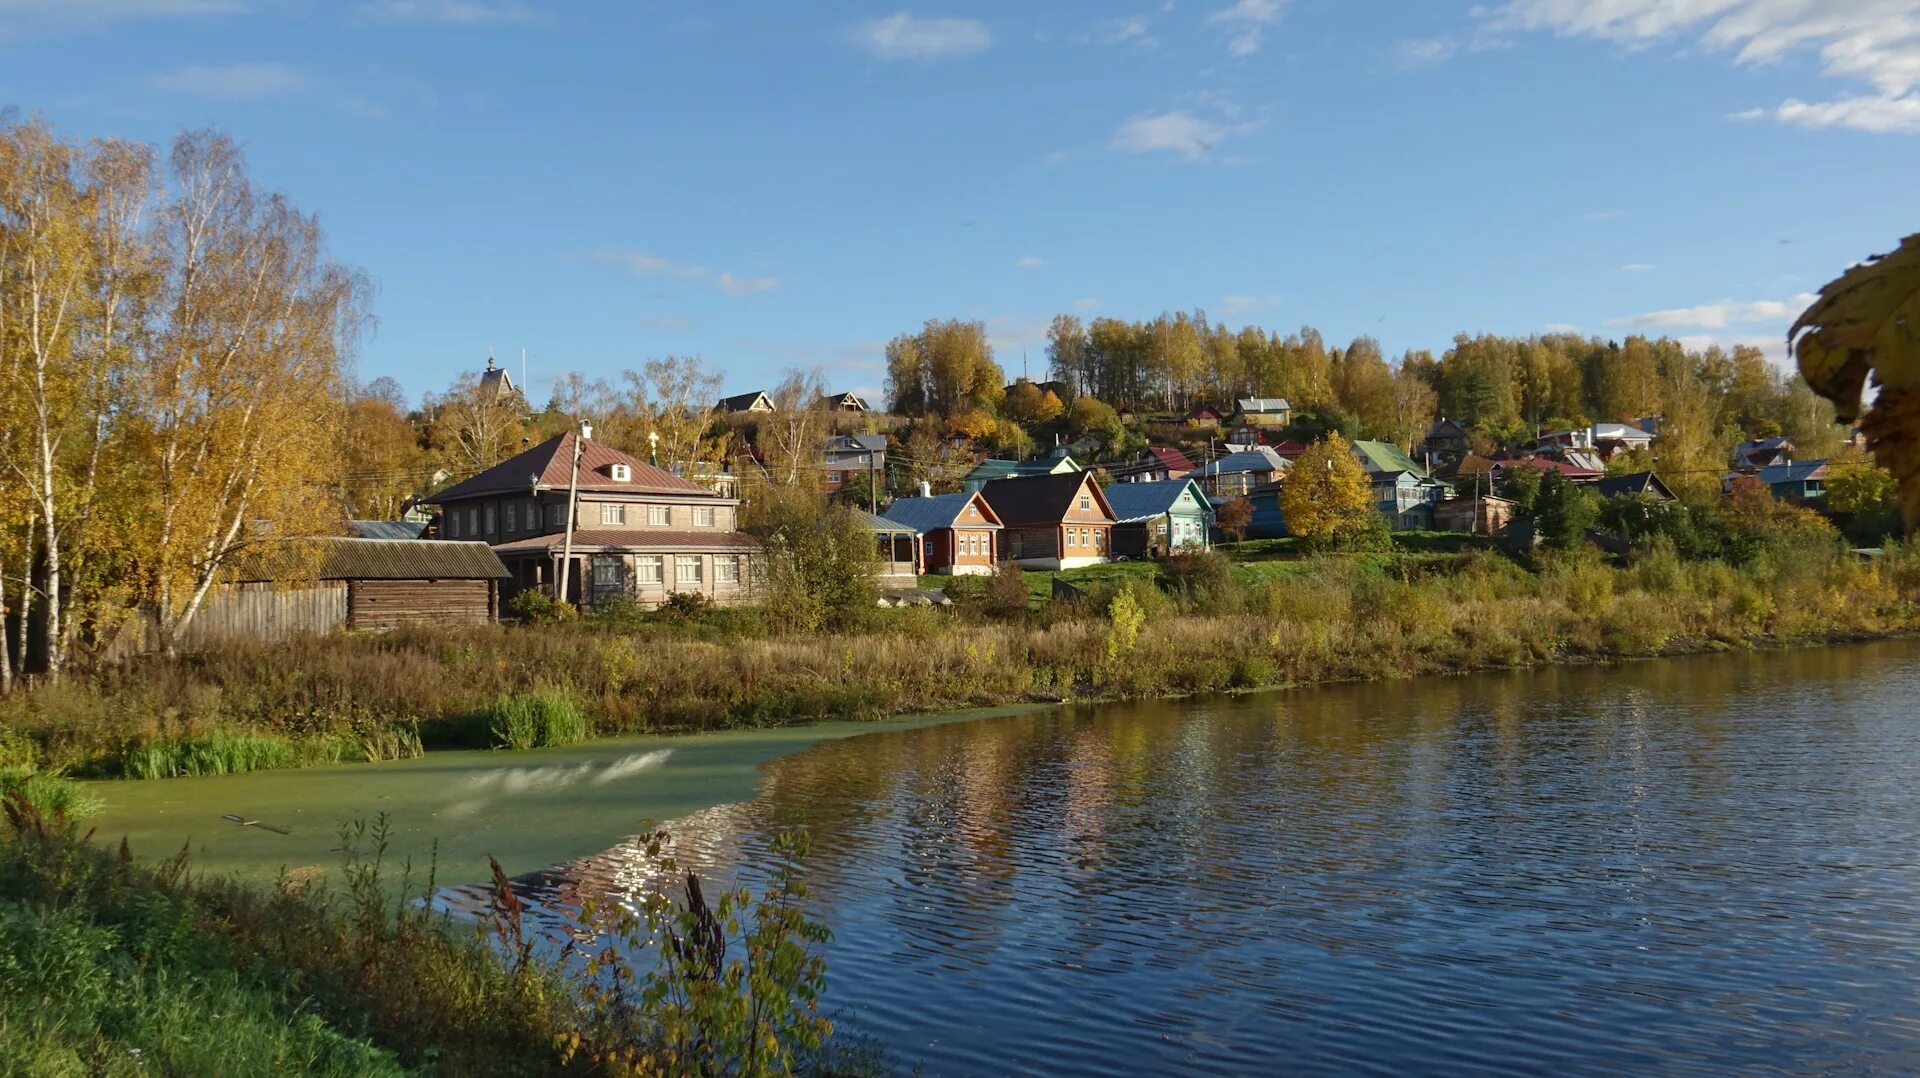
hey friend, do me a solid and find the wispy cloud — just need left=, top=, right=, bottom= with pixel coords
left=1395, top=36, right=1458, bottom=67
left=1218, top=294, right=1276, bottom=315
left=1622, top=263, right=1656, bottom=271
left=1112, top=109, right=1226, bottom=160
left=1073, top=298, right=1100, bottom=313
left=1079, top=14, right=1153, bottom=46
left=0, top=0, right=245, bottom=32
left=1545, top=322, right=1581, bottom=333
left=1015, top=255, right=1045, bottom=268
left=1735, top=94, right=1920, bottom=133
left=1484, top=0, right=1920, bottom=134
left=1206, top=0, right=1284, bottom=57
left=585, top=250, right=779, bottom=295
left=717, top=272, right=780, bottom=294
left=1585, top=209, right=1625, bottom=221
left=349, top=0, right=544, bottom=26
left=850, top=11, right=990, bottom=60
left=1612, top=293, right=1818, bottom=329
left=642, top=314, right=694, bottom=331
left=150, top=62, right=308, bottom=99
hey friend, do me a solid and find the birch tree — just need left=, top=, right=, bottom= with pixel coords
left=133, top=132, right=369, bottom=650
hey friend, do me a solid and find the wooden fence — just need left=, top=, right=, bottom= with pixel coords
left=100, top=582, right=349, bottom=662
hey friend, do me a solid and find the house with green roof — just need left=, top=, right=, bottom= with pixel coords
left=1350, top=439, right=1449, bottom=531
left=961, top=456, right=1081, bottom=493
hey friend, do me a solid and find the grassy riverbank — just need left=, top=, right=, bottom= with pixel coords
left=5, top=535, right=1918, bottom=789
left=0, top=798, right=868, bottom=1076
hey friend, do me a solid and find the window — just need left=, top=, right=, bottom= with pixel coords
left=716, top=556, right=740, bottom=584
left=649, top=505, right=670, bottom=526
left=505, top=503, right=517, bottom=533
left=592, top=556, right=623, bottom=587
left=610, top=463, right=632, bottom=482
left=636, top=556, right=663, bottom=584
left=444, top=513, right=456, bottom=538
left=601, top=504, right=626, bottom=526
left=548, top=504, right=564, bottom=527
left=1096, top=529, right=1106, bottom=553
left=1079, top=494, right=1091, bottom=511
left=468, top=508, right=479, bottom=534
left=693, top=506, right=715, bottom=528
left=484, top=505, right=495, bottom=534
left=675, top=556, right=702, bottom=584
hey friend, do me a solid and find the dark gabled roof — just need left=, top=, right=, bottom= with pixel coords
left=1595, top=471, right=1676, bottom=500
left=978, top=471, right=1114, bottom=527
left=1101, top=478, right=1210, bottom=523
left=827, top=433, right=888, bottom=453
left=717, top=390, right=772, bottom=412
left=426, top=433, right=714, bottom=503
left=1426, top=418, right=1468, bottom=437
left=820, top=391, right=871, bottom=411
left=349, top=520, right=427, bottom=540
left=232, top=537, right=508, bottom=582
left=880, top=492, right=1002, bottom=533
left=1758, top=459, right=1830, bottom=484
left=489, top=530, right=760, bottom=554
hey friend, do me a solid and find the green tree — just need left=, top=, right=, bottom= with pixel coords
left=1531, top=471, right=1599, bottom=549
left=741, top=484, right=877, bottom=633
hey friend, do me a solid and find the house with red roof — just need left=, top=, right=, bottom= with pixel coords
left=1490, top=456, right=1604, bottom=483
left=425, top=428, right=757, bottom=611
left=1140, top=446, right=1196, bottom=480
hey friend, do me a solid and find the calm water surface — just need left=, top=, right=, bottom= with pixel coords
left=507, top=643, right=1920, bottom=1075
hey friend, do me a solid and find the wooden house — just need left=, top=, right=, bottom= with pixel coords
left=1196, top=447, right=1289, bottom=499
left=716, top=390, right=775, bottom=414
left=426, top=430, right=757, bottom=610
left=1234, top=397, right=1292, bottom=428
left=1433, top=495, right=1516, bottom=536
left=1594, top=471, right=1677, bottom=501
left=978, top=472, right=1116, bottom=569
left=1103, top=478, right=1212, bottom=558
left=822, top=433, right=888, bottom=496
left=1138, top=446, right=1196, bottom=481
left=820, top=391, right=871, bottom=413
left=880, top=490, right=1003, bottom=576
left=1353, top=439, right=1450, bottom=530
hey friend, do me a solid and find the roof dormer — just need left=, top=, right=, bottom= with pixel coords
left=609, top=463, right=632, bottom=482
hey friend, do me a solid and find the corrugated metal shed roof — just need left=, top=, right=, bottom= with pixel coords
left=880, top=493, right=1001, bottom=533
left=489, top=530, right=761, bottom=553
left=232, top=538, right=509, bottom=581
left=428, top=433, right=714, bottom=502
left=854, top=509, right=917, bottom=534
left=349, top=520, right=427, bottom=540
left=1102, top=479, right=1211, bottom=523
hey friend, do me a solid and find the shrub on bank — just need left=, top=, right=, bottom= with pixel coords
left=484, top=689, right=588, bottom=750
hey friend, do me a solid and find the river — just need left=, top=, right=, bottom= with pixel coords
left=89, top=641, right=1920, bottom=1074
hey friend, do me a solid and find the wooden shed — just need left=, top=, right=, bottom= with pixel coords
left=225, top=538, right=510, bottom=633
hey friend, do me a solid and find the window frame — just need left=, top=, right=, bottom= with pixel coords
left=636, top=555, right=663, bottom=584
left=693, top=506, right=715, bottom=528
left=675, top=555, right=703, bottom=584
left=601, top=503, right=626, bottom=526
left=649, top=505, right=671, bottom=527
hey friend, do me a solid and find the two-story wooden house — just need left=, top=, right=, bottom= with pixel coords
left=978, top=471, right=1116, bottom=570
left=426, top=430, right=757, bottom=610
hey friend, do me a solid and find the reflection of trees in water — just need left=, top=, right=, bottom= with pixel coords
left=439, top=641, right=1902, bottom=993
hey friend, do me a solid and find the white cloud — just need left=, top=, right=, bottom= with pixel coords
left=1112, top=109, right=1226, bottom=159
left=1545, top=322, right=1582, bottom=333
left=585, top=251, right=776, bottom=294
left=1213, top=292, right=1274, bottom=313
left=717, top=272, right=780, bottom=294
left=851, top=12, right=990, bottom=60
left=1485, top=0, right=1920, bottom=133
left=1206, top=0, right=1284, bottom=57
left=1612, top=292, right=1818, bottom=329
left=588, top=250, right=707, bottom=279
left=350, top=0, right=542, bottom=25
left=150, top=62, right=308, bottom=99
left=1396, top=36, right=1458, bottom=67
left=1738, top=93, right=1920, bottom=132
left=1622, top=263, right=1656, bottom=271
left=1674, top=333, right=1792, bottom=365
left=1081, top=15, right=1152, bottom=45
left=986, top=314, right=1053, bottom=355
left=1015, top=255, right=1045, bottom=268
left=0, top=0, right=244, bottom=30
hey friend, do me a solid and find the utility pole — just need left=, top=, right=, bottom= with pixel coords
left=556, top=422, right=586, bottom=605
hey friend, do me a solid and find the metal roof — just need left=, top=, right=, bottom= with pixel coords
left=232, top=538, right=509, bottom=582
left=1350, top=440, right=1428, bottom=477
left=349, top=520, right=427, bottom=540
left=489, top=530, right=761, bottom=554
left=853, top=509, right=917, bottom=534
left=1757, top=459, right=1830, bottom=484
left=1101, top=479, right=1211, bottom=523
left=1206, top=447, right=1289, bottom=476
left=1236, top=398, right=1292, bottom=412
left=880, top=492, right=1001, bottom=533
left=427, top=432, right=714, bottom=503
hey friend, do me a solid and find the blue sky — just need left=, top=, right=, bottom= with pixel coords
left=5, top=0, right=1918, bottom=406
